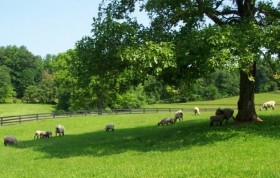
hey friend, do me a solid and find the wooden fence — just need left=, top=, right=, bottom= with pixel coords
left=0, top=107, right=229, bottom=126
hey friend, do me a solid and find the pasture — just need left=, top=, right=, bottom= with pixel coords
left=0, top=103, right=55, bottom=116
left=1, top=92, right=280, bottom=177
left=1, top=107, right=280, bottom=177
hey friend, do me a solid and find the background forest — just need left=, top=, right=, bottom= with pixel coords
left=1, top=1, right=280, bottom=112
left=0, top=45, right=279, bottom=111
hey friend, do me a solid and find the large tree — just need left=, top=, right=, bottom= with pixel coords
left=104, top=0, right=280, bottom=122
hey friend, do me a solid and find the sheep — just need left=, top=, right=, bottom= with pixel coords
left=157, top=118, right=175, bottom=126
left=215, top=108, right=235, bottom=124
left=260, top=101, right=275, bottom=111
left=43, top=131, right=52, bottom=138
left=194, top=107, right=200, bottom=115
left=210, top=115, right=226, bottom=127
left=105, top=124, right=114, bottom=132
left=55, top=125, right=65, bottom=136
left=174, top=110, right=183, bottom=122
left=34, top=130, right=46, bottom=139
left=3, top=136, right=18, bottom=146
left=34, top=130, right=52, bottom=139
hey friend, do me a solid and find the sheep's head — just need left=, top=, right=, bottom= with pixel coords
left=215, top=108, right=223, bottom=115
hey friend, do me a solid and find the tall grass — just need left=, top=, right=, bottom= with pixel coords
left=1, top=107, right=280, bottom=177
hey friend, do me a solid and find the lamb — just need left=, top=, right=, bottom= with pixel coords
left=34, top=130, right=46, bottom=139
left=174, top=110, right=183, bottom=122
left=215, top=108, right=235, bottom=124
left=260, top=101, right=275, bottom=111
left=210, top=115, right=226, bottom=127
left=34, top=130, right=52, bottom=139
left=194, top=107, right=200, bottom=115
left=55, top=125, right=65, bottom=136
left=3, top=136, right=18, bottom=146
left=105, top=124, right=115, bottom=131
left=157, top=118, right=175, bottom=126
left=43, top=131, right=52, bottom=138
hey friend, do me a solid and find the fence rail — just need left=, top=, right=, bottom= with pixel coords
left=0, top=107, right=236, bottom=126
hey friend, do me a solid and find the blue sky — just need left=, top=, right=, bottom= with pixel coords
left=1, top=0, right=102, bottom=57
left=1, top=0, right=279, bottom=57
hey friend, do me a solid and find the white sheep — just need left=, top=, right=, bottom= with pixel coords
left=3, top=136, right=18, bottom=146
left=34, top=130, right=52, bottom=139
left=194, top=107, right=200, bottom=115
left=260, top=101, right=275, bottom=111
left=55, top=125, right=65, bottom=136
left=34, top=130, right=46, bottom=139
left=174, top=110, right=183, bottom=122
left=105, top=124, right=115, bottom=132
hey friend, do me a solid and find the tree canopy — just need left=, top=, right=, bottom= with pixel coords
left=98, top=0, right=280, bottom=121
left=1, top=0, right=280, bottom=117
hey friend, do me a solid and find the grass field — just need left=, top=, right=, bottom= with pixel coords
left=0, top=103, right=56, bottom=116
left=0, top=92, right=280, bottom=177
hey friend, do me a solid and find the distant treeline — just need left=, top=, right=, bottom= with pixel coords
left=0, top=46, right=279, bottom=111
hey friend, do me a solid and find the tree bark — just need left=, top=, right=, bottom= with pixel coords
left=236, top=61, right=260, bottom=122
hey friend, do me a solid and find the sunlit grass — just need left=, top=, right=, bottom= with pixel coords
left=1, top=108, right=280, bottom=177
left=0, top=103, right=56, bottom=116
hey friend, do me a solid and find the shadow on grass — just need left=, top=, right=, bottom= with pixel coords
left=14, top=114, right=280, bottom=159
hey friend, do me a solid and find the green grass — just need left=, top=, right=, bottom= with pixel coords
left=0, top=103, right=56, bottom=116
left=1, top=108, right=280, bottom=177
left=1, top=92, right=280, bottom=177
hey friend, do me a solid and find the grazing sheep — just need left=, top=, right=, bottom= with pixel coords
left=34, top=130, right=46, bottom=139
left=157, top=118, right=175, bottom=126
left=194, top=107, right=200, bottom=115
left=43, top=131, right=52, bottom=138
left=34, top=130, right=52, bottom=139
left=210, top=115, right=226, bottom=127
left=215, top=108, right=235, bottom=124
left=174, top=110, right=183, bottom=122
left=3, top=136, right=18, bottom=146
left=260, top=101, right=275, bottom=111
left=55, top=125, right=65, bottom=136
left=105, top=124, right=115, bottom=132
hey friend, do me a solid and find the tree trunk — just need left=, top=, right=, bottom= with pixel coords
left=236, top=62, right=260, bottom=122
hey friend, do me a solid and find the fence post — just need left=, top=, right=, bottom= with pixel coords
left=36, top=114, right=39, bottom=121
left=53, top=112, right=56, bottom=118
left=156, top=108, right=158, bottom=113
left=19, top=115, right=21, bottom=123
left=143, top=108, right=145, bottom=114
left=0, top=117, right=2, bottom=126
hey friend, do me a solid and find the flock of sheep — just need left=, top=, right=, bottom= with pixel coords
left=157, top=100, right=276, bottom=127
left=3, top=124, right=65, bottom=146
left=156, top=107, right=235, bottom=127
left=3, top=101, right=276, bottom=146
